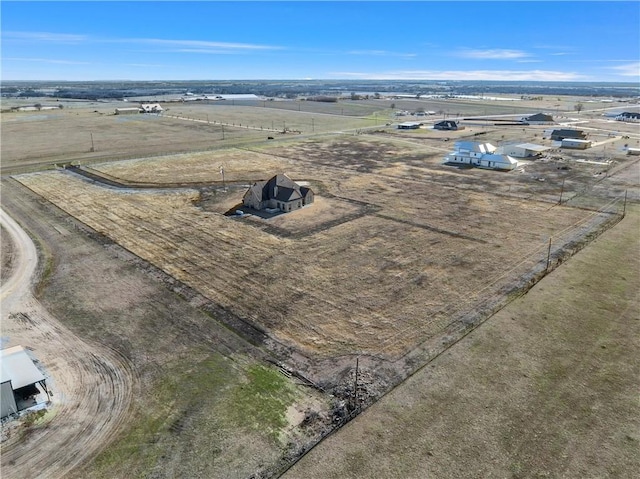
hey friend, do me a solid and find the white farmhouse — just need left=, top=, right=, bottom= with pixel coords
left=443, top=141, right=518, bottom=171
left=140, top=103, right=164, bottom=113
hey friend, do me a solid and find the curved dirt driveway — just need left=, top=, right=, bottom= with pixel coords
left=1, top=208, right=135, bottom=479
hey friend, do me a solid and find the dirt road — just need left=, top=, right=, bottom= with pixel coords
left=0, top=208, right=135, bottom=479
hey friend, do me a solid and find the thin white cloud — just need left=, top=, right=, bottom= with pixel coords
left=609, top=62, right=640, bottom=77
left=126, top=63, right=167, bottom=68
left=454, top=49, right=531, bottom=60
left=4, top=57, right=91, bottom=65
left=131, top=38, right=283, bottom=52
left=328, top=69, right=586, bottom=81
left=2, top=31, right=88, bottom=43
left=347, top=50, right=417, bottom=58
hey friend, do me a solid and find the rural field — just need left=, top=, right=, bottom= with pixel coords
left=2, top=93, right=639, bottom=478
left=284, top=205, right=640, bottom=479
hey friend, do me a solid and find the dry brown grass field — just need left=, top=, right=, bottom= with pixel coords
left=283, top=205, right=640, bottom=479
left=15, top=134, right=628, bottom=366
left=3, top=94, right=638, bottom=479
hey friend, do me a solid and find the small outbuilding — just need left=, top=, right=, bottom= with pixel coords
left=115, top=107, right=141, bottom=115
left=1, top=345, right=49, bottom=419
left=561, top=138, right=591, bottom=149
left=397, top=122, right=421, bottom=130
left=242, top=174, right=314, bottom=212
left=627, top=147, right=640, bottom=156
left=499, top=143, right=551, bottom=159
left=546, top=129, right=586, bottom=141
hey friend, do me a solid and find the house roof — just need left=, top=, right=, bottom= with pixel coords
left=435, top=120, right=458, bottom=127
left=249, top=174, right=311, bottom=203
left=618, top=111, right=640, bottom=118
left=1, top=346, right=46, bottom=389
left=524, top=113, right=554, bottom=122
left=513, top=143, right=551, bottom=152
left=454, top=141, right=497, bottom=154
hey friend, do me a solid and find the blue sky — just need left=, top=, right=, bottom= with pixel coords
left=2, top=1, right=639, bottom=82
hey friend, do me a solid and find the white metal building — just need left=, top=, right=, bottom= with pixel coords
left=561, top=138, right=591, bottom=150
left=627, top=148, right=640, bottom=156
left=443, top=141, right=518, bottom=171
left=115, top=107, right=141, bottom=115
left=1, top=345, right=48, bottom=418
left=499, top=143, right=551, bottom=158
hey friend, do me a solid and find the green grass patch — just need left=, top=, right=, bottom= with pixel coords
left=90, top=352, right=236, bottom=477
left=226, top=364, right=297, bottom=441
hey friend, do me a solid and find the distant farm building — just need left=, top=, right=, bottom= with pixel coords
left=397, top=122, right=421, bottom=130
left=522, top=113, right=555, bottom=125
left=242, top=174, right=314, bottom=213
left=627, top=147, right=640, bottom=156
left=140, top=103, right=164, bottom=113
left=443, top=141, right=518, bottom=171
left=115, top=107, right=141, bottom=115
left=615, top=111, right=640, bottom=122
left=561, top=138, right=592, bottom=150
left=434, top=120, right=464, bottom=131
left=545, top=129, right=587, bottom=141
left=1, top=346, right=49, bottom=419
left=500, top=143, right=551, bottom=159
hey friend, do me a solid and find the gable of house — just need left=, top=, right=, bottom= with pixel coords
left=243, top=174, right=314, bottom=211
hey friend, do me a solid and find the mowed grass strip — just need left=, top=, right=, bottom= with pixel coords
left=282, top=205, right=640, bottom=479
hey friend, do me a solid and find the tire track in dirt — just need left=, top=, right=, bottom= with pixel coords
left=0, top=208, right=135, bottom=479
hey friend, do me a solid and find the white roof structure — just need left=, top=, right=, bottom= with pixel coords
left=512, top=143, right=550, bottom=152
left=140, top=103, right=163, bottom=113
left=444, top=141, right=518, bottom=171
left=455, top=141, right=497, bottom=154
left=1, top=345, right=45, bottom=389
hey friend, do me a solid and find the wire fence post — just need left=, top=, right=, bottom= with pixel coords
left=546, top=237, right=552, bottom=272
left=623, top=189, right=628, bottom=218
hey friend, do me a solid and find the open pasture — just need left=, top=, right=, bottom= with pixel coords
left=1, top=102, right=378, bottom=175
left=15, top=136, right=619, bottom=363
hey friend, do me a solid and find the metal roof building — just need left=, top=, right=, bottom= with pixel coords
left=499, top=143, right=551, bottom=159
left=1, top=345, right=48, bottom=418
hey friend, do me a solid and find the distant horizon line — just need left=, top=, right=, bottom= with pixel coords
left=3, top=79, right=639, bottom=85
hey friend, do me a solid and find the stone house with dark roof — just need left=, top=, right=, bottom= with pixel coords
left=242, top=174, right=314, bottom=212
left=434, top=120, right=464, bottom=130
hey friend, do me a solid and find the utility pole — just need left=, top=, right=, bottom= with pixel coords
left=311, top=118, right=314, bottom=132
left=222, top=124, right=225, bottom=140
left=558, top=178, right=565, bottom=204
left=623, top=189, right=628, bottom=217
left=90, top=133, right=95, bottom=152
